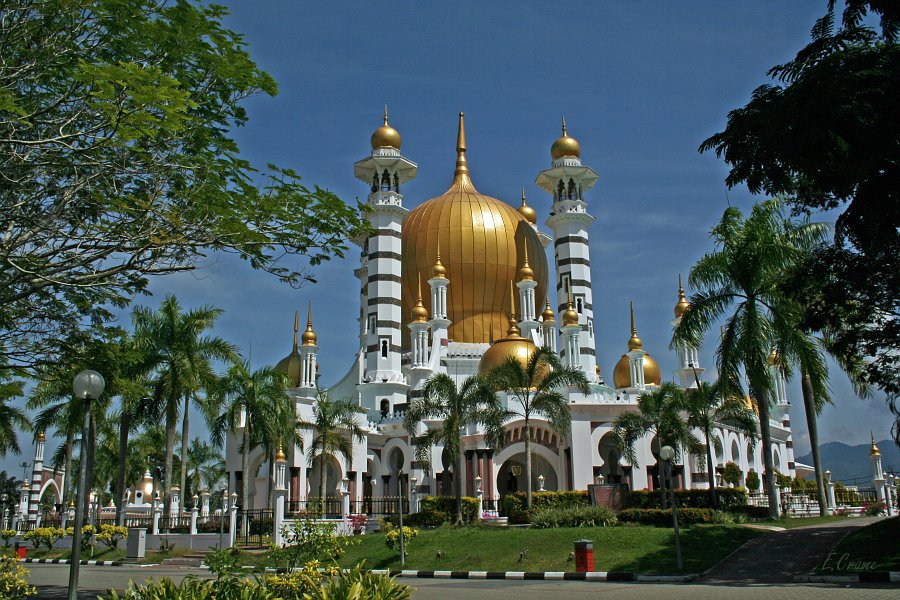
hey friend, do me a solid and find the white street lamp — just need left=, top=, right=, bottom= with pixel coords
left=68, top=369, right=105, bottom=600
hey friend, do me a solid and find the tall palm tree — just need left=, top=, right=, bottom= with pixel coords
left=133, top=295, right=236, bottom=511
left=403, top=374, right=504, bottom=525
left=296, top=390, right=366, bottom=507
left=613, top=382, right=701, bottom=502
left=212, top=361, right=291, bottom=513
left=672, top=199, right=830, bottom=518
left=0, top=366, right=28, bottom=456
left=682, top=380, right=758, bottom=508
left=485, top=346, right=589, bottom=510
left=186, top=438, right=225, bottom=499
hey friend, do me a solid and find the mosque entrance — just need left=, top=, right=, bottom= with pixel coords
left=497, top=453, right=558, bottom=495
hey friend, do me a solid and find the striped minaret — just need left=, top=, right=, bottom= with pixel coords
left=353, top=108, right=416, bottom=411
left=536, top=117, right=600, bottom=380
left=28, top=431, right=45, bottom=523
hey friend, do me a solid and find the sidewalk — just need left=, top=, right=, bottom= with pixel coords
left=701, top=517, right=883, bottom=584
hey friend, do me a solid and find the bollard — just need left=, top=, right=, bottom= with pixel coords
left=574, top=539, right=594, bottom=572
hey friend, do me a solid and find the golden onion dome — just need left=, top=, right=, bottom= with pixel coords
left=412, top=274, right=429, bottom=322
left=478, top=316, right=538, bottom=376
left=370, top=105, right=401, bottom=150
left=37, top=431, right=45, bottom=442
left=870, top=433, right=881, bottom=457
left=612, top=352, right=661, bottom=389
left=301, top=304, right=318, bottom=346
left=518, top=245, right=534, bottom=281
left=674, top=274, right=690, bottom=319
left=518, top=188, right=537, bottom=224
left=275, top=311, right=302, bottom=386
left=562, top=301, right=579, bottom=327
left=550, top=116, right=581, bottom=160
left=767, top=348, right=780, bottom=366
left=541, top=300, right=555, bottom=322
left=401, top=112, right=548, bottom=345
left=432, top=242, right=447, bottom=278
left=627, top=302, right=643, bottom=350
left=275, top=444, right=286, bottom=462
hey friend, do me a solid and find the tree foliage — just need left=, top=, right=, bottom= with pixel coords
left=0, top=0, right=369, bottom=369
left=699, top=0, right=900, bottom=440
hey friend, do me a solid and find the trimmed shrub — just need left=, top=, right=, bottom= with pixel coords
left=617, top=508, right=716, bottom=526
left=97, top=524, right=128, bottom=549
left=0, top=551, right=36, bottom=599
left=745, top=470, right=760, bottom=492
left=729, top=505, right=771, bottom=520
left=530, top=505, right=617, bottom=528
left=22, top=527, right=64, bottom=551
left=722, top=462, right=742, bottom=486
left=500, top=491, right=590, bottom=524
left=627, top=487, right=747, bottom=510
left=418, top=496, right=480, bottom=524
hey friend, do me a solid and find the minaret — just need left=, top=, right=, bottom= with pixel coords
left=871, top=433, right=886, bottom=504
left=626, top=303, right=647, bottom=389
left=560, top=292, right=581, bottom=370
left=299, top=304, right=318, bottom=391
left=353, top=107, right=417, bottom=387
left=517, top=245, right=539, bottom=340
left=541, top=299, right=557, bottom=353
left=672, top=275, right=703, bottom=389
left=768, top=348, right=789, bottom=407
left=27, top=431, right=45, bottom=523
left=428, top=240, right=451, bottom=344
left=409, top=274, right=431, bottom=371
left=536, top=117, right=600, bottom=378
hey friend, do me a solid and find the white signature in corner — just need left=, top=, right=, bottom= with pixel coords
left=820, top=550, right=880, bottom=572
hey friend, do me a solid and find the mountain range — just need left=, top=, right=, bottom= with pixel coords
left=796, top=439, right=899, bottom=485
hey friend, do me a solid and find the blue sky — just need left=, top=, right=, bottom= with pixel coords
left=8, top=2, right=895, bottom=481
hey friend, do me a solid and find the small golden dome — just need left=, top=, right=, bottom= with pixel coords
left=562, top=304, right=579, bottom=327
left=518, top=245, right=534, bottom=281
left=275, top=444, right=286, bottom=462
left=674, top=274, right=690, bottom=319
left=518, top=188, right=537, bottom=224
left=275, top=311, right=302, bottom=386
left=432, top=243, right=447, bottom=278
left=37, top=431, right=45, bottom=442
left=301, top=304, right=317, bottom=346
left=478, top=317, right=538, bottom=376
left=612, top=352, right=661, bottom=389
left=768, top=348, right=780, bottom=366
left=412, top=274, right=429, bottom=322
left=541, top=299, right=555, bottom=322
left=370, top=105, right=401, bottom=150
left=627, top=302, right=642, bottom=350
left=550, top=116, right=581, bottom=160
left=595, top=364, right=601, bottom=377
left=870, top=433, right=881, bottom=457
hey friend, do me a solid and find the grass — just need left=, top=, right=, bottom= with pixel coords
left=19, top=544, right=193, bottom=564
left=334, top=524, right=762, bottom=574
left=815, top=516, right=900, bottom=573
left=757, top=515, right=851, bottom=529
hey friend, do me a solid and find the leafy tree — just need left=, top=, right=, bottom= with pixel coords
left=296, top=391, right=366, bottom=505
left=0, top=0, right=368, bottom=371
left=699, top=0, right=900, bottom=441
left=0, top=365, right=29, bottom=456
left=682, top=380, right=757, bottom=508
left=0, top=471, right=20, bottom=516
left=672, top=200, right=831, bottom=518
left=403, top=374, right=503, bottom=525
left=485, top=347, right=589, bottom=510
left=212, top=361, right=291, bottom=514
left=613, top=382, right=701, bottom=503
left=133, top=295, right=236, bottom=511
left=185, top=438, right=225, bottom=499
left=745, top=469, right=761, bottom=492
left=722, top=462, right=742, bottom=487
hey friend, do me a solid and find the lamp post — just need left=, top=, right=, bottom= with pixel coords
left=397, top=469, right=405, bottom=568
left=660, top=445, right=683, bottom=571
left=68, top=369, right=105, bottom=600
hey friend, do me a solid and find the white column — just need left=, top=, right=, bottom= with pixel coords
left=200, top=491, right=210, bottom=517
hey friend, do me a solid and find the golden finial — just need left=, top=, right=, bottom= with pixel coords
left=628, top=302, right=643, bottom=350
left=453, top=112, right=471, bottom=183
left=509, top=281, right=517, bottom=323
left=870, top=432, right=881, bottom=457
left=551, top=115, right=581, bottom=160
left=275, top=439, right=286, bottom=462
left=432, top=237, right=447, bottom=278
left=562, top=115, right=568, bottom=136
left=412, top=273, right=429, bottom=322
left=518, top=186, right=537, bottom=224
left=542, top=297, right=556, bottom=322
left=518, top=244, right=534, bottom=281
left=562, top=287, right=579, bottom=327
left=768, top=347, right=780, bottom=366
left=383, top=104, right=389, bottom=126
left=674, top=274, right=690, bottom=318
left=37, top=431, right=45, bottom=442
left=292, top=310, right=299, bottom=351
left=301, top=302, right=318, bottom=346
left=371, top=105, right=401, bottom=150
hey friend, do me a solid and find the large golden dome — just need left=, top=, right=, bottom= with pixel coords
left=401, top=113, right=548, bottom=344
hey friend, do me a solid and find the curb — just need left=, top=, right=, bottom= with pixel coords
left=794, top=572, right=900, bottom=584
left=367, top=569, right=698, bottom=582
left=20, top=558, right=158, bottom=567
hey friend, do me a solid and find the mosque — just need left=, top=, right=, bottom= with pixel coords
left=224, top=112, right=797, bottom=509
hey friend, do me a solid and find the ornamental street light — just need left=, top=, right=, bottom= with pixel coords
left=68, top=369, right=105, bottom=600
left=659, top=445, right=683, bottom=571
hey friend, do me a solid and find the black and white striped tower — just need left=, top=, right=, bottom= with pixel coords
left=536, top=117, right=600, bottom=380
left=28, top=431, right=45, bottom=523
left=353, top=108, right=417, bottom=411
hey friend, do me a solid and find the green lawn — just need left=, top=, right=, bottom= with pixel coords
left=816, top=516, right=900, bottom=573
left=335, top=524, right=762, bottom=574
left=757, top=515, right=851, bottom=529
left=20, top=545, right=192, bottom=564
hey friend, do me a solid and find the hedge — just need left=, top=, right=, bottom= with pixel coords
left=382, top=509, right=447, bottom=529
left=530, top=505, right=617, bottom=528
left=500, top=491, right=590, bottom=524
left=728, top=505, right=771, bottom=520
left=627, top=487, right=748, bottom=510
left=418, top=496, right=480, bottom=524
left=617, top=508, right=716, bottom=526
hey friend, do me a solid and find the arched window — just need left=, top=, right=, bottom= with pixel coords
left=380, top=339, right=389, bottom=358
left=381, top=169, right=390, bottom=191
left=380, top=399, right=390, bottom=418
left=567, top=179, right=576, bottom=200
left=393, top=173, right=399, bottom=193
left=372, top=174, right=378, bottom=193
left=557, top=180, right=565, bottom=199
left=576, top=297, right=583, bottom=313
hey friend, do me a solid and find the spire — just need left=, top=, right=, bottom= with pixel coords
left=562, top=287, right=579, bottom=327
left=562, top=115, right=568, bottom=137
left=452, top=112, right=472, bottom=186
left=505, top=281, right=521, bottom=337
left=292, top=310, right=299, bottom=351
left=301, top=302, right=318, bottom=346
left=674, top=274, right=691, bottom=318
left=383, top=103, right=389, bottom=126
left=518, top=244, right=534, bottom=281
left=628, top=302, right=643, bottom=350
left=412, top=273, right=429, bottom=322
left=432, top=237, right=447, bottom=278
left=870, top=432, right=881, bottom=456
left=517, top=186, right=538, bottom=224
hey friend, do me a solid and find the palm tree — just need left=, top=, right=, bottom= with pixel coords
left=212, top=361, right=291, bottom=514
left=682, top=380, right=758, bottom=508
left=672, top=199, right=830, bottom=518
left=186, top=438, right=225, bottom=498
left=485, top=347, right=589, bottom=510
left=613, top=382, right=701, bottom=503
left=133, top=295, right=236, bottom=511
left=403, top=374, right=504, bottom=525
left=296, top=390, right=366, bottom=508
left=0, top=366, right=28, bottom=456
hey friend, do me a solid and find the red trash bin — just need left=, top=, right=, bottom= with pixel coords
left=574, top=539, right=594, bottom=572
left=16, top=544, right=26, bottom=559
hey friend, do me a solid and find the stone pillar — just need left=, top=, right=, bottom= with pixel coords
left=169, top=486, right=181, bottom=518
left=341, top=478, right=351, bottom=518
left=190, top=506, right=198, bottom=535
left=152, top=504, right=162, bottom=535
left=825, top=470, right=836, bottom=515
left=200, top=491, right=210, bottom=517
left=475, top=475, right=483, bottom=517
left=228, top=493, right=238, bottom=548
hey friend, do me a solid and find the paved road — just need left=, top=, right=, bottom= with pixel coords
left=26, top=564, right=897, bottom=599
